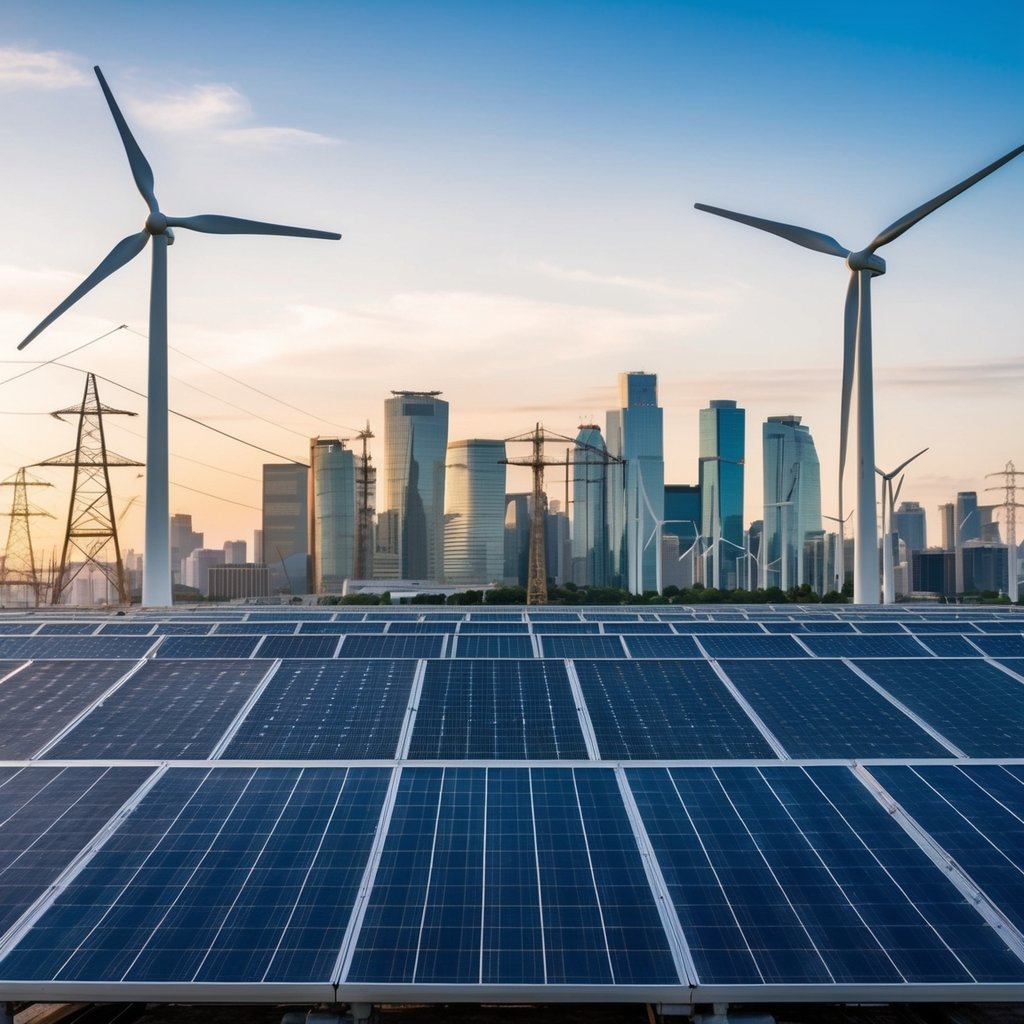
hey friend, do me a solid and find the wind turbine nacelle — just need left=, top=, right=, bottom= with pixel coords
left=846, top=249, right=886, bottom=275
left=145, top=212, right=169, bottom=235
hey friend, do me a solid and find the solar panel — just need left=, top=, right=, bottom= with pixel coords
left=0, top=765, right=155, bottom=937
left=602, top=622, right=675, bottom=634
left=537, top=634, right=627, bottom=659
left=0, top=766, right=391, bottom=984
left=154, top=635, right=260, bottom=659
left=339, top=634, right=445, bottom=659
left=298, top=620, right=386, bottom=634
left=0, top=636, right=156, bottom=660
left=0, top=660, right=139, bottom=759
left=41, top=660, right=271, bottom=760
left=408, top=661, right=588, bottom=759
left=718, top=660, right=950, bottom=758
left=800, top=634, right=930, bottom=658
left=453, top=634, right=535, bottom=659
left=623, top=634, right=703, bottom=659
left=573, top=660, right=776, bottom=759
left=222, top=659, right=416, bottom=759
left=525, top=613, right=582, bottom=622
left=911, top=634, right=985, bottom=657
left=970, top=635, right=1024, bottom=658
left=697, top=634, right=809, bottom=659
left=904, top=619, right=983, bottom=633
left=151, top=622, right=214, bottom=635
left=975, top=620, right=1024, bottom=633
left=36, top=623, right=100, bottom=635
left=457, top=620, right=530, bottom=634
left=670, top=621, right=764, bottom=634
left=95, top=622, right=157, bottom=635
left=853, top=621, right=910, bottom=634
left=0, top=623, right=38, bottom=635
left=345, top=767, right=679, bottom=985
left=802, top=620, right=857, bottom=633
left=386, top=620, right=459, bottom=633
left=213, top=621, right=299, bottom=634
left=854, top=658, right=1024, bottom=757
left=254, top=635, right=341, bottom=659
left=530, top=621, right=601, bottom=634
left=627, top=765, right=1024, bottom=986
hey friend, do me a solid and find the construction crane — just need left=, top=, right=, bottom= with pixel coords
left=986, top=460, right=1020, bottom=603
left=503, top=424, right=622, bottom=605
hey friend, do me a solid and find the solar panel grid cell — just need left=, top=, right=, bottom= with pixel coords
left=623, top=635, right=703, bottom=659
left=340, top=635, right=445, bottom=659
left=453, top=634, right=535, bottom=659
left=800, top=635, right=931, bottom=658
left=698, top=634, right=809, bottom=659
left=539, top=635, right=627, bottom=659
left=0, top=636, right=155, bottom=660
left=255, top=635, right=341, bottom=660
left=155, top=635, right=259, bottom=659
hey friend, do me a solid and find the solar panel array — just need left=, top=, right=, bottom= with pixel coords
left=1, top=604, right=1024, bottom=1008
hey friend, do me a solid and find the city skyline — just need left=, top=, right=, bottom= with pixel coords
left=1, top=2, right=1022, bottom=556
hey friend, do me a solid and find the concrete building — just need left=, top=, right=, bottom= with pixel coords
left=170, top=513, right=202, bottom=586
left=699, top=400, right=745, bottom=589
left=262, top=463, right=309, bottom=594
left=208, top=563, right=272, bottom=601
left=223, top=540, right=247, bottom=564
left=183, top=548, right=225, bottom=597
left=443, top=439, right=507, bottom=586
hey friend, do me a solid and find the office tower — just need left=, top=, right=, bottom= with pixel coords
left=262, top=463, right=309, bottom=594
left=699, top=400, right=745, bottom=589
left=664, top=484, right=701, bottom=586
left=253, top=529, right=263, bottom=565
left=443, top=439, right=507, bottom=585
left=913, top=549, right=956, bottom=597
left=545, top=498, right=570, bottom=586
left=979, top=505, right=1002, bottom=544
left=223, top=540, right=247, bottom=565
left=170, top=513, right=202, bottom=586
left=504, top=493, right=530, bottom=586
left=606, top=372, right=664, bottom=593
left=954, top=490, right=980, bottom=594
left=962, top=543, right=1009, bottom=594
left=309, top=437, right=356, bottom=594
left=383, top=391, right=449, bottom=580
left=571, top=424, right=609, bottom=587
left=893, top=501, right=927, bottom=554
left=938, top=503, right=955, bottom=550
left=208, top=563, right=271, bottom=600
left=183, top=548, right=224, bottom=597
left=762, top=415, right=822, bottom=589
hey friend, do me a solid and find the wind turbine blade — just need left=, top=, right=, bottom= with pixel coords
left=694, top=203, right=850, bottom=258
left=868, top=143, right=1024, bottom=251
left=838, top=272, right=857, bottom=487
left=890, top=446, right=929, bottom=478
left=18, top=230, right=149, bottom=350
left=94, top=66, right=158, bottom=214
left=166, top=214, right=341, bottom=240
left=893, top=474, right=905, bottom=508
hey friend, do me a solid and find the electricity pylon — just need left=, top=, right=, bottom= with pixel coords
left=986, top=460, right=1020, bottom=603
left=355, top=421, right=375, bottom=579
left=38, top=373, right=143, bottom=606
left=503, top=425, right=621, bottom=605
left=0, top=468, right=54, bottom=607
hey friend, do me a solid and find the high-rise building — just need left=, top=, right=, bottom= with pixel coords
left=262, top=463, right=309, bottom=594
left=913, top=549, right=956, bottom=597
left=382, top=391, right=449, bottom=580
left=545, top=498, right=570, bottom=586
left=309, top=437, right=356, bottom=594
left=606, top=372, right=664, bottom=593
left=182, top=548, right=224, bottom=597
left=504, top=493, right=530, bottom=587
left=893, top=501, right=926, bottom=554
left=699, top=400, right=745, bottom=589
left=962, top=542, right=1009, bottom=594
left=571, top=424, right=610, bottom=587
left=170, top=513, right=202, bottom=586
left=663, top=484, right=701, bottom=586
left=223, top=540, right=246, bottom=565
left=208, top=563, right=271, bottom=601
left=253, top=529, right=264, bottom=565
left=955, top=490, right=980, bottom=594
left=762, top=415, right=822, bottom=589
left=443, top=439, right=507, bottom=585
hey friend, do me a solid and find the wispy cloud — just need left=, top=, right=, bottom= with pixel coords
left=535, top=261, right=740, bottom=304
left=126, top=82, right=337, bottom=148
left=0, top=46, right=89, bottom=89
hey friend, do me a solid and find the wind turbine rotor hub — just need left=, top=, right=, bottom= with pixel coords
left=145, top=211, right=168, bottom=235
left=846, top=249, right=886, bottom=275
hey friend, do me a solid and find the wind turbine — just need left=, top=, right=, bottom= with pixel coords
left=823, top=508, right=853, bottom=595
left=17, top=66, right=341, bottom=607
left=876, top=447, right=928, bottom=604
left=696, top=141, right=1024, bottom=604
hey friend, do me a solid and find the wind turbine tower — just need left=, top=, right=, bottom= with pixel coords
left=17, top=66, right=341, bottom=607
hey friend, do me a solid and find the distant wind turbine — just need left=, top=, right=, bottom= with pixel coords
left=876, top=447, right=928, bottom=605
left=696, top=142, right=1024, bottom=604
left=18, top=66, right=341, bottom=607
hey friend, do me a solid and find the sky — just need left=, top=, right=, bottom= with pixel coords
left=1, top=0, right=1022, bottom=561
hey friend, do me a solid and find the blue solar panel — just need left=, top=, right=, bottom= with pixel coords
left=0, top=623, right=38, bottom=634
left=800, top=634, right=930, bottom=658
left=151, top=622, right=214, bottom=635
left=346, top=767, right=678, bottom=985
left=36, top=622, right=100, bottom=635
left=538, top=634, right=627, bottom=659
left=719, top=660, right=949, bottom=758
left=0, top=766, right=391, bottom=984
left=387, top=620, right=459, bottom=633
left=525, top=613, right=582, bottom=623
left=96, top=622, right=157, bottom=635
left=574, top=660, right=775, bottom=759
left=531, top=621, right=601, bottom=634
left=627, top=765, right=1024, bottom=985
left=971, top=635, right=1024, bottom=658
left=223, top=659, right=415, bottom=759
left=408, top=661, right=588, bottom=759
left=43, top=660, right=270, bottom=760
left=155, top=635, right=260, bottom=659
left=904, top=620, right=982, bottom=633
left=0, top=660, right=138, bottom=759
left=698, top=634, right=809, bottom=658
left=255, top=635, right=341, bottom=659
left=339, top=634, right=445, bottom=659
left=466, top=612, right=524, bottom=621
left=671, top=621, right=764, bottom=634
left=0, top=765, right=155, bottom=936
left=0, top=636, right=155, bottom=660
left=623, top=634, right=703, bottom=659
left=975, top=620, right=1024, bottom=633
left=457, top=620, right=530, bottom=634
left=602, top=622, right=675, bottom=634
left=453, top=634, right=535, bottom=659
left=213, top=621, right=298, bottom=634
left=298, top=620, right=386, bottom=634
left=911, top=634, right=985, bottom=657
left=854, top=659, right=1024, bottom=757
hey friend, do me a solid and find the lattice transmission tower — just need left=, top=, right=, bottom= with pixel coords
left=39, top=372, right=143, bottom=606
left=0, top=468, right=54, bottom=607
left=986, top=460, right=1020, bottom=603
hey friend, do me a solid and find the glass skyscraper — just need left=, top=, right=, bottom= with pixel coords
left=606, top=372, right=664, bottom=593
left=761, top=415, right=822, bottom=589
left=699, top=400, right=745, bottom=588
left=443, top=438, right=507, bottom=585
left=262, top=463, right=309, bottom=594
left=383, top=391, right=449, bottom=580
left=893, top=501, right=927, bottom=554
left=309, top=437, right=355, bottom=594
left=571, top=424, right=610, bottom=587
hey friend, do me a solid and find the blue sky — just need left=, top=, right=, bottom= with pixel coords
left=1, top=1, right=1022, bottom=555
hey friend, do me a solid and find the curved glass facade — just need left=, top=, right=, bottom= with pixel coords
left=699, top=400, right=745, bottom=588
left=310, top=437, right=355, bottom=594
left=571, top=425, right=610, bottom=587
left=383, top=392, right=449, bottom=581
left=443, top=439, right=507, bottom=585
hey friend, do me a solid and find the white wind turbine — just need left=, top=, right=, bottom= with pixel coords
left=696, top=142, right=1024, bottom=604
left=18, top=66, right=341, bottom=607
left=876, top=447, right=928, bottom=605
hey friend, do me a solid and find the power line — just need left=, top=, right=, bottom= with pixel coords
left=169, top=482, right=262, bottom=512
left=0, top=324, right=127, bottom=390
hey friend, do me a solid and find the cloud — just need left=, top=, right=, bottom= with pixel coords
left=535, top=261, right=737, bottom=303
left=0, top=46, right=89, bottom=89
left=126, top=82, right=338, bottom=148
